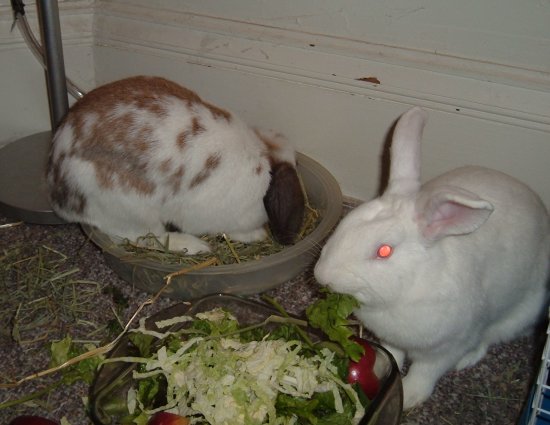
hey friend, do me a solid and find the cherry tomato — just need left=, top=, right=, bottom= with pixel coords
left=8, top=416, right=58, bottom=425
left=347, top=337, right=380, bottom=399
left=148, top=412, right=190, bottom=425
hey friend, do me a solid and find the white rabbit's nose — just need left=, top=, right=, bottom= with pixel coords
left=313, top=255, right=334, bottom=288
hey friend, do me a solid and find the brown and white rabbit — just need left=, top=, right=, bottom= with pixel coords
left=314, top=106, right=550, bottom=409
left=46, top=76, right=304, bottom=254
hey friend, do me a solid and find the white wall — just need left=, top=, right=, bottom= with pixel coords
left=0, top=0, right=95, bottom=145
left=1, top=0, right=549, bottom=208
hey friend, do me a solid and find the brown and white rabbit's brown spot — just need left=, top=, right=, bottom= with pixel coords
left=126, top=75, right=232, bottom=122
left=176, top=117, right=206, bottom=150
left=176, top=131, right=186, bottom=150
left=158, top=159, right=172, bottom=174
left=166, top=165, right=186, bottom=195
left=254, top=128, right=296, bottom=167
left=157, top=158, right=185, bottom=195
left=70, top=75, right=231, bottom=124
left=48, top=152, right=87, bottom=214
left=189, top=153, right=222, bottom=189
left=191, top=117, right=206, bottom=135
left=53, top=181, right=87, bottom=215
left=254, top=163, right=264, bottom=175
left=69, top=76, right=163, bottom=119
left=70, top=112, right=156, bottom=195
left=201, top=101, right=232, bottom=122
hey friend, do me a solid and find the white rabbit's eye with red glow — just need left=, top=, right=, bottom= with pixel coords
left=377, top=244, right=393, bottom=259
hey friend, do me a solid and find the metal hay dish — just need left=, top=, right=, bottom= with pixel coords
left=82, top=153, right=342, bottom=299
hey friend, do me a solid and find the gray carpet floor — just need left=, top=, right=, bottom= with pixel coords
left=0, top=213, right=546, bottom=425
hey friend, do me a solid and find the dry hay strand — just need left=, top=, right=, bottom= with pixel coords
left=0, top=244, right=104, bottom=346
left=118, top=204, right=321, bottom=267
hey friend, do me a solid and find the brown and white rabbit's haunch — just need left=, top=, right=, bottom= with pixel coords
left=314, top=107, right=550, bottom=409
left=47, top=76, right=304, bottom=254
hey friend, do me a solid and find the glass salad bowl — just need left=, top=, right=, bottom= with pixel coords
left=89, top=294, right=402, bottom=425
left=81, top=153, right=343, bottom=300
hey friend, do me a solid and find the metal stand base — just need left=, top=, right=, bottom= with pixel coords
left=0, top=132, right=65, bottom=224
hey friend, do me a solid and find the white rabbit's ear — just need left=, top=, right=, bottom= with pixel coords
left=387, top=107, right=428, bottom=196
left=417, top=187, right=494, bottom=241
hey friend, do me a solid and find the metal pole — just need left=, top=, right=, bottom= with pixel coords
left=37, top=0, right=69, bottom=130
left=0, top=0, right=69, bottom=223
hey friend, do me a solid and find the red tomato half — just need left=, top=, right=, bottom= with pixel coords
left=347, top=337, right=380, bottom=399
left=9, top=416, right=58, bottom=425
left=148, top=412, right=190, bottom=425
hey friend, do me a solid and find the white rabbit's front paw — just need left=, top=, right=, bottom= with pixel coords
left=402, top=374, right=435, bottom=410
left=401, top=361, right=444, bottom=409
left=228, top=227, right=267, bottom=243
left=166, top=233, right=211, bottom=254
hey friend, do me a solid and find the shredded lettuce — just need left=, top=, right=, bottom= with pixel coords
left=109, top=307, right=365, bottom=425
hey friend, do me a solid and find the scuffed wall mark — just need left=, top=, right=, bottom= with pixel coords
left=356, top=77, right=381, bottom=85
left=293, top=14, right=322, bottom=25
left=199, top=35, right=219, bottom=52
left=241, top=47, right=269, bottom=60
left=187, top=61, right=212, bottom=69
left=386, top=6, right=426, bottom=19
left=339, top=7, right=353, bottom=34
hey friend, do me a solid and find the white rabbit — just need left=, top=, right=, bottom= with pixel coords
left=47, top=76, right=304, bottom=254
left=314, top=106, right=550, bottom=409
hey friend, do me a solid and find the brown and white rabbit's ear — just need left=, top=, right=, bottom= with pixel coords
left=263, top=161, right=305, bottom=245
left=416, top=187, right=494, bottom=241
